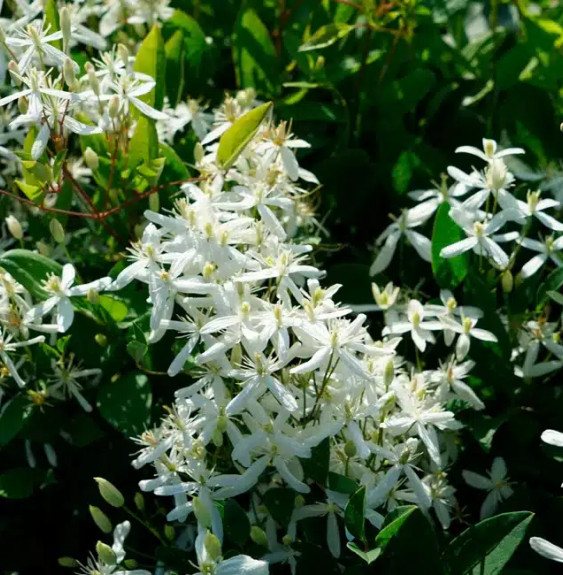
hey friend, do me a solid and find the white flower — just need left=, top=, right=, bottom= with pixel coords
left=26, top=264, right=111, bottom=332
left=462, top=457, right=513, bottom=519
left=47, top=358, right=101, bottom=412
left=0, top=329, right=44, bottom=387
left=370, top=208, right=432, bottom=275
left=499, top=190, right=563, bottom=232
left=439, top=315, right=497, bottom=360
left=518, top=236, right=563, bottom=278
left=455, top=138, right=525, bottom=163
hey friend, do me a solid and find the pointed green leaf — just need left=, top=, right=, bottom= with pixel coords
left=345, top=485, right=366, bottom=541
left=216, top=102, right=272, bottom=171
left=445, top=511, right=534, bottom=575
left=44, top=0, right=62, bottom=50
left=347, top=542, right=381, bottom=564
left=299, top=23, right=354, bottom=52
left=133, top=24, right=166, bottom=110
left=432, top=202, right=468, bottom=289
left=164, top=30, right=185, bottom=107
left=0, top=395, right=32, bottom=447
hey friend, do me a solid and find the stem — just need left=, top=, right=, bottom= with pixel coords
left=123, top=505, right=167, bottom=545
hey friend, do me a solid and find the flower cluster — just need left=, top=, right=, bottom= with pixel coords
left=99, top=95, right=497, bottom=573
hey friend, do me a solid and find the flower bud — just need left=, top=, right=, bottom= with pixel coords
left=124, top=559, right=139, bottom=569
left=204, top=532, right=222, bottom=560
left=164, top=524, right=175, bottom=541
left=514, top=272, right=523, bottom=289
left=211, top=428, right=223, bottom=447
left=36, top=240, right=51, bottom=256
left=89, top=505, right=112, bottom=533
left=58, top=557, right=77, bottom=568
left=294, top=494, right=305, bottom=508
left=192, top=496, right=212, bottom=528
left=17, top=96, right=28, bottom=115
left=60, top=7, right=71, bottom=53
left=108, top=95, right=120, bottom=117
left=63, top=58, right=76, bottom=88
left=117, top=43, right=129, bottom=66
left=501, top=269, right=513, bottom=293
left=49, top=219, right=65, bottom=244
left=95, top=333, right=108, bottom=347
left=87, top=289, right=100, bottom=305
left=134, top=492, right=144, bottom=511
left=96, top=541, right=116, bottom=565
left=282, top=534, right=293, bottom=546
left=344, top=440, right=357, bottom=458
left=94, top=477, right=125, bottom=508
left=5, top=215, right=23, bottom=240
left=148, top=192, right=159, bottom=213
left=383, top=359, right=394, bottom=388
left=83, top=147, right=99, bottom=171
left=8, top=61, right=21, bottom=86
left=85, top=62, right=100, bottom=96
left=194, top=142, right=204, bottom=164
left=250, top=526, right=268, bottom=547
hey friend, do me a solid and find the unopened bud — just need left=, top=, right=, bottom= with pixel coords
left=282, top=534, right=293, bottom=546
left=96, top=541, right=116, bottom=565
left=5, top=215, right=23, bottom=240
left=108, top=95, right=120, bottom=117
left=134, top=492, right=144, bottom=511
left=294, top=494, right=305, bottom=508
left=8, top=61, right=20, bottom=86
left=250, top=526, right=268, bottom=547
left=89, top=505, right=112, bottom=533
left=17, top=96, right=28, bottom=115
left=230, top=343, right=242, bottom=367
left=63, top=58, right=76, bottom=88
left=194, top=142, right=204, bottom=164
left=87, top=289, right=100, bottom=305
left=164, top=524, right=175, bottom=541
left=211, top=428, right=223, bottom=447
left=85, top=62, right=100, bottom=96
left=124, top=559, right=139, bottom=569
left=58, top=557, right=77, bottom=568
left=94, top=477, right=125, bottom=508
left=383, top=359, right=394, bottom=388
left=216, top=415, right=228, bottom=434
left=36, top=240, right=51, bottom=256
left=344, top=440, right=357, bottom=458
left=501, top=269, right=514, bottom=293
left=83, top=147, right=99, bottom=171
left=204, top=532, right=222, bottom=560
left=515, top=272, right=523, bottom=288
left=60, top=7, right=71, bottom=53
left=117, top=43, right=129, bottom=66
left=95, top=333, right=107, bottom=347
left=192, top=496, right=212, bottom=528
left=148, top=192, right=159, bottom=213
left=49, top=218, right=65, bottom=243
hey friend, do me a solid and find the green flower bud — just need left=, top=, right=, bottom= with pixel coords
left=49, top=219, right=65, bottom=244
left=204, top=532, right=222, bottom=561
left=8, top=61, right=20, bottom=86
left=250, top=526, right=268, bottom=547
left=108, top=95, right=120, bottom=117
left=94, top=477, right=125, bottom=508
left=192, top=496, right=212, bottom=528
left=96, top=541, right=116, bottom=565
left=58, top=557, right=77, bottom=568
left=5, top=215, right=23, bottom=240
left=148, top=192, right=160, bottom=213
left=282, top=534, right=293, bottom=546
left=94, top=333, right=108, bottom=347
left=63, top=58, right=76, bottom=88
left=87, top=289, right=100, bottom=305
left=117, top=43, right=129, bottom=66
left=514, top=272, right=523, bottom=288
left=164, top=524, right=175, bottom=541
left=59, top=7, right=71, bottom=53
left=134, top=492, right=144, bottom=511
left=83, top=147, right=99, bottom=171
left=194, top=142, right=204, bottom=164
left=36, top=240, right=51, bottom=256
left=17, top=96, right=28, bottom=114
left=501, top=270, right=514, bottom=293
left=216, top=415, right=228, bottom=433
left=344, top=440, right=357, bottom=458
left=124, top=559, right=139, bottom=569
left=384, top=359, right=394, bottom=388
left=85, top=62, right=100, bottom=96
left=211, top=428, right=223, bottom=447
left=89, top=505, right=112, bottom=533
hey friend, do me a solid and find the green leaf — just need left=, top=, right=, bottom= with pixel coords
left=233, top=8, right=279, bottom=96
left=216, top=102, right=272, bottom=171
left=299, top=23, right=354, bottom=52
left=99, top=295, right=128, bottom=322
left=0, top=395, right=32, bottom=447
left=537, top=266, right=563, bottom=305
left=0, top=249, right=62, bottom=299
left=133, top=24, right=166, bottom=110
left=375, top=506, right=417, bottom=549
left=445, top=511, right=534, bottom=575
left=159, top=142, right=190, bottom=184
left=301, top=437, right=330, bottom=484
left=328, top=471, right=358, bottom=494
left=262, top=488, right=295, bottom=526
left=346, top=542, right=381, bottom=564
left=129, top=115, right=159, bottom=171
left=44, top=0, right=62, bottom=50
left=432, top=202, right=469, bottom=288
left=15, top=180, right=43, bottom=203
left=547, top=290, right=563, bottom=305
left=97, top=372, right=152, bottom=436
left=224, top=499, right=251, bottom=547
left=164, top=30, right=185, bottom=107
left=344, top=485, right=366, bottom=541
left=0, top=468, right=35, bottom=499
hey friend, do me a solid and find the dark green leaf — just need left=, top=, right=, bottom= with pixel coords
left=0, top=468, right=34, bottom=499
left=0, top=395, right=32, bottom=447
left=262, top=488, right=295, bottom=526
left=224, top=499, right=251, bottom=547
left=344, top=485, right=366, bottom=541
